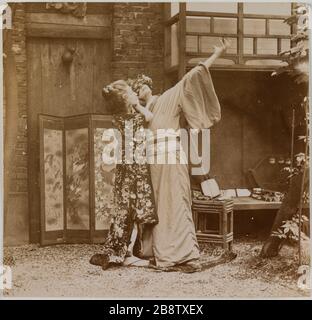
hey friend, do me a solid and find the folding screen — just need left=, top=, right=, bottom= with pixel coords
left=39, top=114, right=115, bottom=245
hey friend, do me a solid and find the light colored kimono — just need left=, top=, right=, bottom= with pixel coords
left=142, top=63, right=221, bottom=267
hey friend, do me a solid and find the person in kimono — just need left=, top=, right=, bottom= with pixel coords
left=132, top=38, right=230, bottom=272
left=90, top=80, right=158, bottom=270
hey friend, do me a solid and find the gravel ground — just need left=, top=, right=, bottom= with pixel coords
left=3, top=240, right=311, bottom=298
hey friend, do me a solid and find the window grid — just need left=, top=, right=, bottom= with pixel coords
left=164, top=2, right=294, bottom=73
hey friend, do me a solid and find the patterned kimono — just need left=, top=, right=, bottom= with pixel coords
left=102, top=112, right=158, bottom=264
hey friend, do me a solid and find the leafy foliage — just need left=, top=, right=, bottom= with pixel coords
left=272, top=214, right=309, bottom=241
left=272, top=4, right=309, bottom=84
left=273, top=4, right=309, bottom=175
left=271, top=4, right=310, bottom=244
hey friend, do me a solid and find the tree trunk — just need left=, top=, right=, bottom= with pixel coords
left=260, top=168, right=309, bottom=258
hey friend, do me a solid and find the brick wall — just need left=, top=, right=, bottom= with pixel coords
left=4, top=3, right=29, bottom=245
left=9, top=3, right=28, bottom=194
left=112, top=3, right=164, bottom=94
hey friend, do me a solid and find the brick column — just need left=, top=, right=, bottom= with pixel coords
left=4, top=3, right=29, bottom=245
left=112, top=3, right=164, bottom=94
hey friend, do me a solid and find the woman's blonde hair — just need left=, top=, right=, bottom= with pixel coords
left=102, top=80, right=130, bottom=114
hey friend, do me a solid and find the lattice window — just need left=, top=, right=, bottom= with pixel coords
left=164, top=2, right=294, bottom=77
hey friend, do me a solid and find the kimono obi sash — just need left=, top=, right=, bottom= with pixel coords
left=145, top=131, right=187, bottom=164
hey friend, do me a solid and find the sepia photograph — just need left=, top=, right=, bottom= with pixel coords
left=1, top=1, right=311, bottom=300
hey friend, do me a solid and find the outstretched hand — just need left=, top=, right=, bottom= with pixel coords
left=213, top=38, right=231, bottom=56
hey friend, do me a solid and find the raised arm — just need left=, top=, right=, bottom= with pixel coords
left=177, top=38, right=231, bottom=87
left=201, top=38, right=231, bottom=69
left=173, top=39, right=231, bottom=129
left=150, top=39, right=230, bottom=119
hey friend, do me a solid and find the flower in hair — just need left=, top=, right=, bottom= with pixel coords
left=128, top=74, right=153, bottom=94
left=103, top=84, right=113, bottom=94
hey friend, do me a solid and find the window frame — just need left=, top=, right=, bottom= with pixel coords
left=164, top=2, right=295, bottom=79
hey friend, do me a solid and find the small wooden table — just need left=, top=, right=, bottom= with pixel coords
left=192, top=199, right=234, bottom=251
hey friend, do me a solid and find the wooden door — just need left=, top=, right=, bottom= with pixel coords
left=27, top=36, right=111, bottom=242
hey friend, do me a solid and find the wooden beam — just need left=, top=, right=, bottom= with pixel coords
left=26, top=3, right=113, bottom=15
left=164, top=4, right=173, bottom=74
left=186, top=52, right=283, bottom=61
left=185, top=33, right=289, bottom=40
left=265, top=19, right=270, bottom=36
left=186, top=10, right=289, bottom=20
left=243, top=13, right=289, bottom=20
left=197, top=34, right=200, bottom=53
left=186, top=32, right=238, bottom=38
left=244, top=34, right=291, bottom=39
left=178, top=3, right=187, bottom=79
left=186, top=52, right=238, bottom=58
left=210, top=16, right=214, bottom=34
left=186, top=11, right=238, bottom=18
left=26, top=13, right=112, bottom=27
left=27, top=38, right=42, bottom=243
left=253, top=37, right=257, bottom=55
left=164, top=13, right=179, bottom=26
left=238, top=3, right=244, bottom=65
left=26, top=23, right=111, bottom=39
left=186, top=64, right=281, bottom=72
left=243, top=54, right=283, bottom=59
left=277, top=38, right=282, bottom=54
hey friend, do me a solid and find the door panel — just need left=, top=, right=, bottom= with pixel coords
left=27, top=36, right=111, bottom=242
